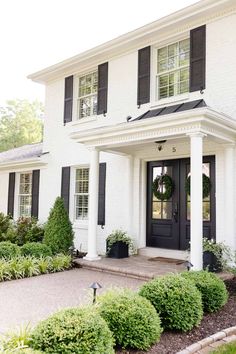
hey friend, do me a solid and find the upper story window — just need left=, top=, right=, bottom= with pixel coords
left=19, top=172, right=32, bottom=217
left=157, top=39, right=190, bottom=100
left=78, top=71, right=98, bottom=119
left=75, top=168, right=89, bottom=220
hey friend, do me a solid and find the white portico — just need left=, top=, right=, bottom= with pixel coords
left=70, top=105, right=236, bottom=270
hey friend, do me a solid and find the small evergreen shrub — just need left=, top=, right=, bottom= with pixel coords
left=0, top=241, right=20, bottom=259
left=139, top=274, right=203, bottom=332
left=97, top=289, right=162, bottom=350
left=21, top=242, right=52, bottom=258
left=43, top=197, right=74, bottom=254
left=50, top=254, right=72, bottom=272
left=181, top=271, right=228, bottom=313
left=0, top=213, right=12, bottom=239
left=14, top=217, right=44, bottom=246
left=31, top=307, right=115, bottom=354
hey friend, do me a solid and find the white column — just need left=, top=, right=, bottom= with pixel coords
left=224, top=144, right=235, bottom=251
left=84, top=148, right=101, bottom=261
left=127, top=155, right=134, bottom=236
left=189, top=132, right=205, bottom=270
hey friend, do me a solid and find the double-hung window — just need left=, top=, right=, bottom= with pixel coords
left=78, top=72, right=98, bottom=119
left=75, top=168, right=89, bottom=220
left=18, top=172, right=32, bottom=217
left=157, top=39, right=190, bottom=100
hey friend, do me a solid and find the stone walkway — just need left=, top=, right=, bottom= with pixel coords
left=0, top=268, right=144, bottom=333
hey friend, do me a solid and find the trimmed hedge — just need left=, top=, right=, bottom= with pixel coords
left=31, top=307, right=115, bottom=354
left=181, top=271, right=228, bottom=313
left=97, top=289, right=162, bottom=350
left=139, top=274, right=203, bottom=332
left=0, top=241, right=20, bottom=259
left=21, top=242, right=52, bottom=258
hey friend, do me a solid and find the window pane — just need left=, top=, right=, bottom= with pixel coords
left=78, top=72, right=98, bottom=119
left=168, top=56, right=178, bottom=70
left=158, top=59, right=168, bottom=73
left=152, top=202, right=161, bottom=219
left=158, top=47, right=168, bottom=61
left=168, top=43, right=178, bottom=57
left=162, top=202, right=172, bottom=219
left=179, top=51, right=189, bottom=67
left=203, top=202, right=210, bottom=221
left=179, top=39, right=190, bottom=53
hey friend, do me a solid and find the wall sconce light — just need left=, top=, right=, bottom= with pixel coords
left=155, top=140, right=167, bottom=151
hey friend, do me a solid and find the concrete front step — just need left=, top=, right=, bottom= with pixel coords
left=74, top=255, right=186, bottom=280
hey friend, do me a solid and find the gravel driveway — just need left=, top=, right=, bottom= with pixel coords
left=0, top=268, right=145, bottom=333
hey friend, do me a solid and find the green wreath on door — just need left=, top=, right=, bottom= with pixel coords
left=152, top=174, right=175, bottom=201
left=185, top=173, right=211, bottom=199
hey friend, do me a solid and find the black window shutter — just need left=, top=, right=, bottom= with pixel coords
left=98, top=163, right=106, bottom=226
left=97, top=62, right=108, bottom=115
left=61, top=167, right=70, bottom=213
left=31, top=170, right=40, bottom=219
left=137, top=46, right=150, bottom=105
left=7, top=172, right=15, bottom=217
left=64, top=76, right=73, bottom=124
left=190, top=25, right=206, bottom=92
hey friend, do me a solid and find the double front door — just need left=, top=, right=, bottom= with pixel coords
left=146, top=156, right=215, bottom=250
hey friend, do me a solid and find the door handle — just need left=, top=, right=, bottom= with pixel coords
left=173, top=203, right=178, bottom=222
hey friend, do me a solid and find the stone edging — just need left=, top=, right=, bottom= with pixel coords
left=176, top=326, right=236, bottom=354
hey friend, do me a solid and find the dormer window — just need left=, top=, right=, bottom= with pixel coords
left=157, top=39, right=190, bottom=100
left=78, top=71, right=98, bottom=119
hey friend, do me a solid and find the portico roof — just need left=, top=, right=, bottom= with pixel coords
left=70, top=106, right=236, bottom=150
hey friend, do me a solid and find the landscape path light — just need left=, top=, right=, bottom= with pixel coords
left=89, top=282, right=102, bottom=304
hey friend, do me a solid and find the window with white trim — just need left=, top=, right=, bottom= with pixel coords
left=157, top=39, right=190, bottom=100
left=78, top=71, right=98, bottom=119
left=75, top=168, right=89, bottom=220
left=18, top=172, right=32, bottom=217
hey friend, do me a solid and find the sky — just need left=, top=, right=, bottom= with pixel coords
left=0, top=0, right=198, bottom=105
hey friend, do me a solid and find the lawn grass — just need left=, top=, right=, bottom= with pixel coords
left=213, top=341, right=236, bottom=353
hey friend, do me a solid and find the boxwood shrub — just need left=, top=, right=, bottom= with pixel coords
left=139, top=274, right=203, bottom=332
left=181, top=271, right=228, bottom=313
left=0, top=241, right=20, bottom=259
left=21, top=242, right=52, bottom=258
left=97, top=288, right=162, bottom=350
left=31, top=307, right=114, bottom=354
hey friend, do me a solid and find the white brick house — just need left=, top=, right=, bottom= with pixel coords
left=0, top=0, right=236, bottom=269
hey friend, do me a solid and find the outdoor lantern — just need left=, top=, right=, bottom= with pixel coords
left=89, top=282, right=102, bottom=304
left=184, top=261, right=193, bottom=271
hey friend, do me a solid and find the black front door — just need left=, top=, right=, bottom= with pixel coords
left=146, top=156, right=215, bottom=250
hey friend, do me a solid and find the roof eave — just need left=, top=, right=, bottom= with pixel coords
left=28, top=0, right=236, bottom=84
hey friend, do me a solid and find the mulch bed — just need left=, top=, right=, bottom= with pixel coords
left=116, top=277, right=236, bottom=354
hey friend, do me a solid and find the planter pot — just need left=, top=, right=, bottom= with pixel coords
left=106, top=241, right=129, bottom=259
left=203, top=251, right=222, bottom=273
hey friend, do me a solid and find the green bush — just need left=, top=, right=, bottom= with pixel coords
left=139, top=274, right=203, bottom=332
left=0, top=241, right=20, bottom=259
left=181, top=271, right=228, bottom=313
left=97, top=288, right=162, bottom=350
left=49, top=254, right=72, bottom=272
left=14, top=217, right=44, bottom=246
left=31, top=307, right=115, bottom=354
left=0, top=213, right=12, bottom=239
left=21, top=242, right=52, bottom=258
left=43, top=197, right=74, bottom=254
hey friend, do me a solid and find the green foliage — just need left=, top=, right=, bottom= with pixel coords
left=0, top=254, right=72, bottom=282
left=0, top=241, right=20, bottom=259
left=0, top=212, right=12, bottom=237
left=106, top=229, right=135, bottom=255
left=21, top=242, right=52, bottom=258
left=14, top=217, right=45, bottom=246
left=212, top=341, right=236, bottom=354
left=139, top=274, right=203, bottom=332
left=0, top=99, right=43, bottom=152
left=97, top=288, right=162, bottom=350
left=44, top=197, right=74, bottom=254
left=31, top=307, right=115, bottom=354
left=0, top=323, right=32, bottom=352
left=181, top=271, right=228, bottom=313
left=203, top=238, right=232, bottom=271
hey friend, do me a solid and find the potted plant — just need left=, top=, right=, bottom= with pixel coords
left=203, top=238, right=231, bottom=272
left=106, top=230, right=135, bottom=259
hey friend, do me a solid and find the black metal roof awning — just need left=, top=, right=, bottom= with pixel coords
left=130, top=99, right=207, bottom=122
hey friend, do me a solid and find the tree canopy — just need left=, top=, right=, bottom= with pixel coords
left=0, top=99, right=44, bottom=152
